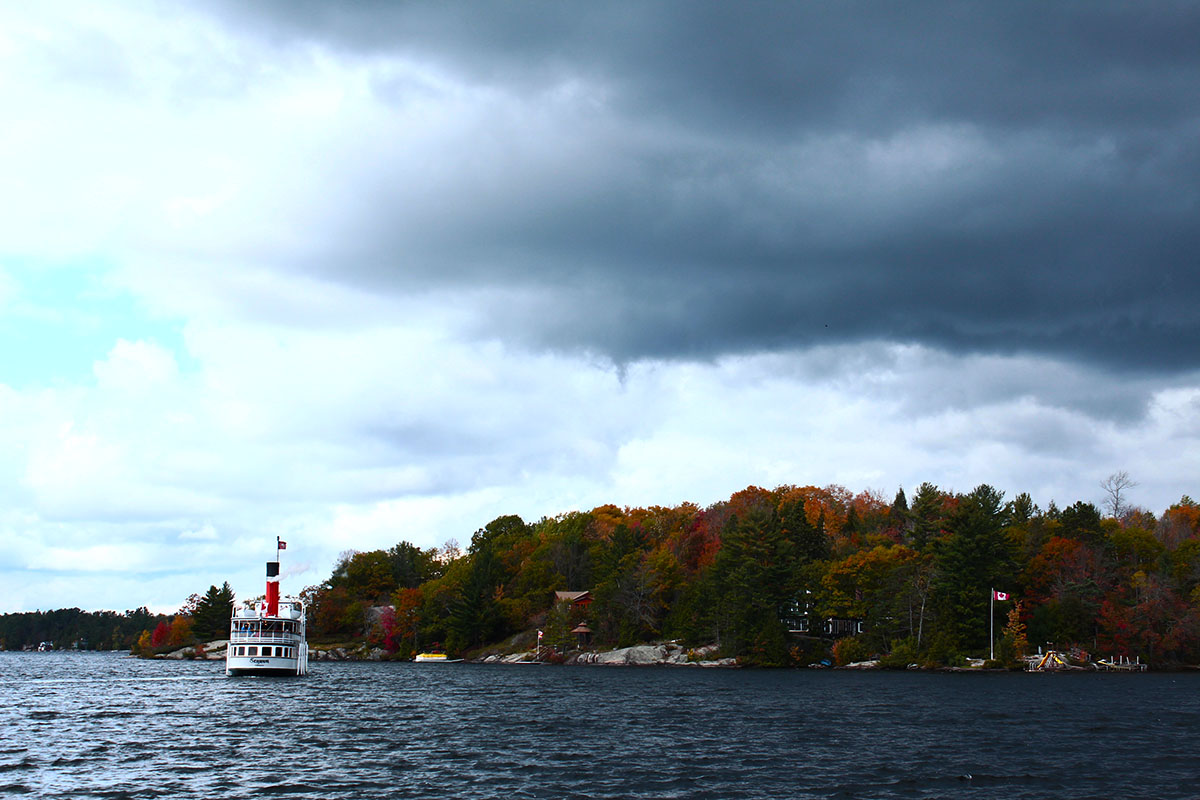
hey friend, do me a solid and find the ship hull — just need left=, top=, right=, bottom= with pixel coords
left=226, top=652, right=306, bottom=676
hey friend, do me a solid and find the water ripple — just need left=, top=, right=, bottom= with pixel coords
left=2, top=653, right=1199, bottom=798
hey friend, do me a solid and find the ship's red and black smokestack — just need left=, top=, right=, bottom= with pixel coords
left=265, top=560, right=280, bottom=617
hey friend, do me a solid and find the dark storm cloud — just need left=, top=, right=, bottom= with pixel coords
left=202, top=1, right=1200, bottom=372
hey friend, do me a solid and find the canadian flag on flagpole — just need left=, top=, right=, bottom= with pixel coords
left=994, top=590, right=1009, bottom=601
left=277, top=538, right=287, bottom=550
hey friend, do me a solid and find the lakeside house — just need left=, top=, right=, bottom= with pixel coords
left=779, top=596, right=863, bottom=638
left=554, top=590, right=592, bottom=609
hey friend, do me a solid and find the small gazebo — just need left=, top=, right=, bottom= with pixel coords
left=571, top=623, right=592, bottom=648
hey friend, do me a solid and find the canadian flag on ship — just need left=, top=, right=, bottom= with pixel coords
left=994, top=590, right=1010, bottom=601
left=277, top=538, right=287, bottom=550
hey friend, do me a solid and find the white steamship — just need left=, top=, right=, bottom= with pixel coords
left=226, top=538, right=309, bottom=676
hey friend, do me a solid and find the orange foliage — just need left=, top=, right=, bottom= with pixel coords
left=588, top=504, right=628, bottom=540
left=1159, top=503, right=1200, bottom=549
left=168, top=615, right=193, bottom=647
left=776, top=484, right=857, bottom=535
left=727, top=485, right=778, bottom=518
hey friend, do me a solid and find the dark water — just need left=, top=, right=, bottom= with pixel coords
left=2, top=652, right=1198, bottom=799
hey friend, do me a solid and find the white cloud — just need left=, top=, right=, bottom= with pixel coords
left=93, top=338, right=178, bottom=391
left=179, top=523, right=218, bottom=541
left=0, top=2, right=1196, bottom=615
left=1, top=312, right=1197, bottom=611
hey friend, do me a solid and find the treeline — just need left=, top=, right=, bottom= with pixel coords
left=0, top=607, right=164, bottom=651
left=0, top=583, right=236, bottom=654
left=304, top=482, right=1200, bottom=666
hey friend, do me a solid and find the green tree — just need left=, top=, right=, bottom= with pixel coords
left=932, top=485, right=1016, bottom=651
left=890, top=487, right=910, bottom=538
left=819, top=545, right=927, bottom=652
left=706, top=506, right=794, bottom=664
left=780, top=497, right=829, bottom=564
left=445, top=515, right=530, bottom=652
left=909, top=482, right=946, bottom=550
left=388, top=541, right=441, bottom=588
left=191, top=583, right=235, bottom=642
left=342, top=551, right=396, bottom=602
left=1059, top=501, right=1104, bottom=546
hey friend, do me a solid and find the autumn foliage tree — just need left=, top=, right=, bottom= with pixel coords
left=290, top=479, right=1200, bottom=667
left=150, top=620, right=171, bottom=648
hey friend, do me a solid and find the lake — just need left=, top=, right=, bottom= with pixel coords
left=1, top=651, right=1197, bottom=798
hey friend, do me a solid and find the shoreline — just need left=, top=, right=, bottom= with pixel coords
left=108, top=639, right=1197, bottom=672
left=10, top=648, right=1196, bottom=672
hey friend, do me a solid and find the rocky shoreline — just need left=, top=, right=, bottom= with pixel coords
left=481, top=642, right=738, bottom=667
left=152, top=642, right=1168, bottom=672
left=155, top=639, right=739, bottom=666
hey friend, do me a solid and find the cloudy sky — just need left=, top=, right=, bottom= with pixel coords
left=1, top=1, right=1197, bottom=613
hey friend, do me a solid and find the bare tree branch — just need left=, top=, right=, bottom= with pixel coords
left=1101, top=471, right=1138, bottom=519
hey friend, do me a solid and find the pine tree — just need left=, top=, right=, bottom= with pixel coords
left=909, top=482, right=945, bottom=550
left=932, top=485, right=1017, bottom=651
left=192, top=583, right=235, bottom=642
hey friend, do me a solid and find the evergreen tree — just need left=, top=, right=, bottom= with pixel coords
left=780, top=498, right=829, bottom=564
left=1059, top=501, right=1104, bottom=546
left=446, top=515, right=530, bottom=652
left=446, top=545, right=503, bottom=652
left=932, top=485, right=1016, bottom=650
left=191, top=583, right=235, bottom=642
left=909, top=482, right=944, bottom=550
left=708, top=506, right=793, bottom=663
left=890, top=487, right=910, bottom=537
left=388, top=541, right=440, bottom=588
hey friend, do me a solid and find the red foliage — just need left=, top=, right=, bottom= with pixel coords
left=1024, top=536, right=1104, bottom=604
left=150, top=620, right=171, bottom=648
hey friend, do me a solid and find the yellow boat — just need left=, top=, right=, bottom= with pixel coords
left=414, top=652, right=463, bottom=663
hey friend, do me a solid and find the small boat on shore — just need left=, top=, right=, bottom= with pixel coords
left=415, top=652, right=463, bottom=663
left=226, top=539, right=308, bottom=677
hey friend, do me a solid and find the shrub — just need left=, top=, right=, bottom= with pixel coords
left=832, top=636, right=871, bottom=666
left=878, top=637, right=919, bottom=669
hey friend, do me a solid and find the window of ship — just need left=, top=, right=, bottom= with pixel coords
left=248, top=646, right=257, bottom=656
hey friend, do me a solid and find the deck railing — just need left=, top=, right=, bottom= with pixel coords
left=229, top=630, right=304, bottom=645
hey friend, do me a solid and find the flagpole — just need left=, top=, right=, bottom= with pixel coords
left=989, top=588, right=994, bottom=661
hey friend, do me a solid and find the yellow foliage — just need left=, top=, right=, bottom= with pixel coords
left=168, top=615, right=193, bottom=647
